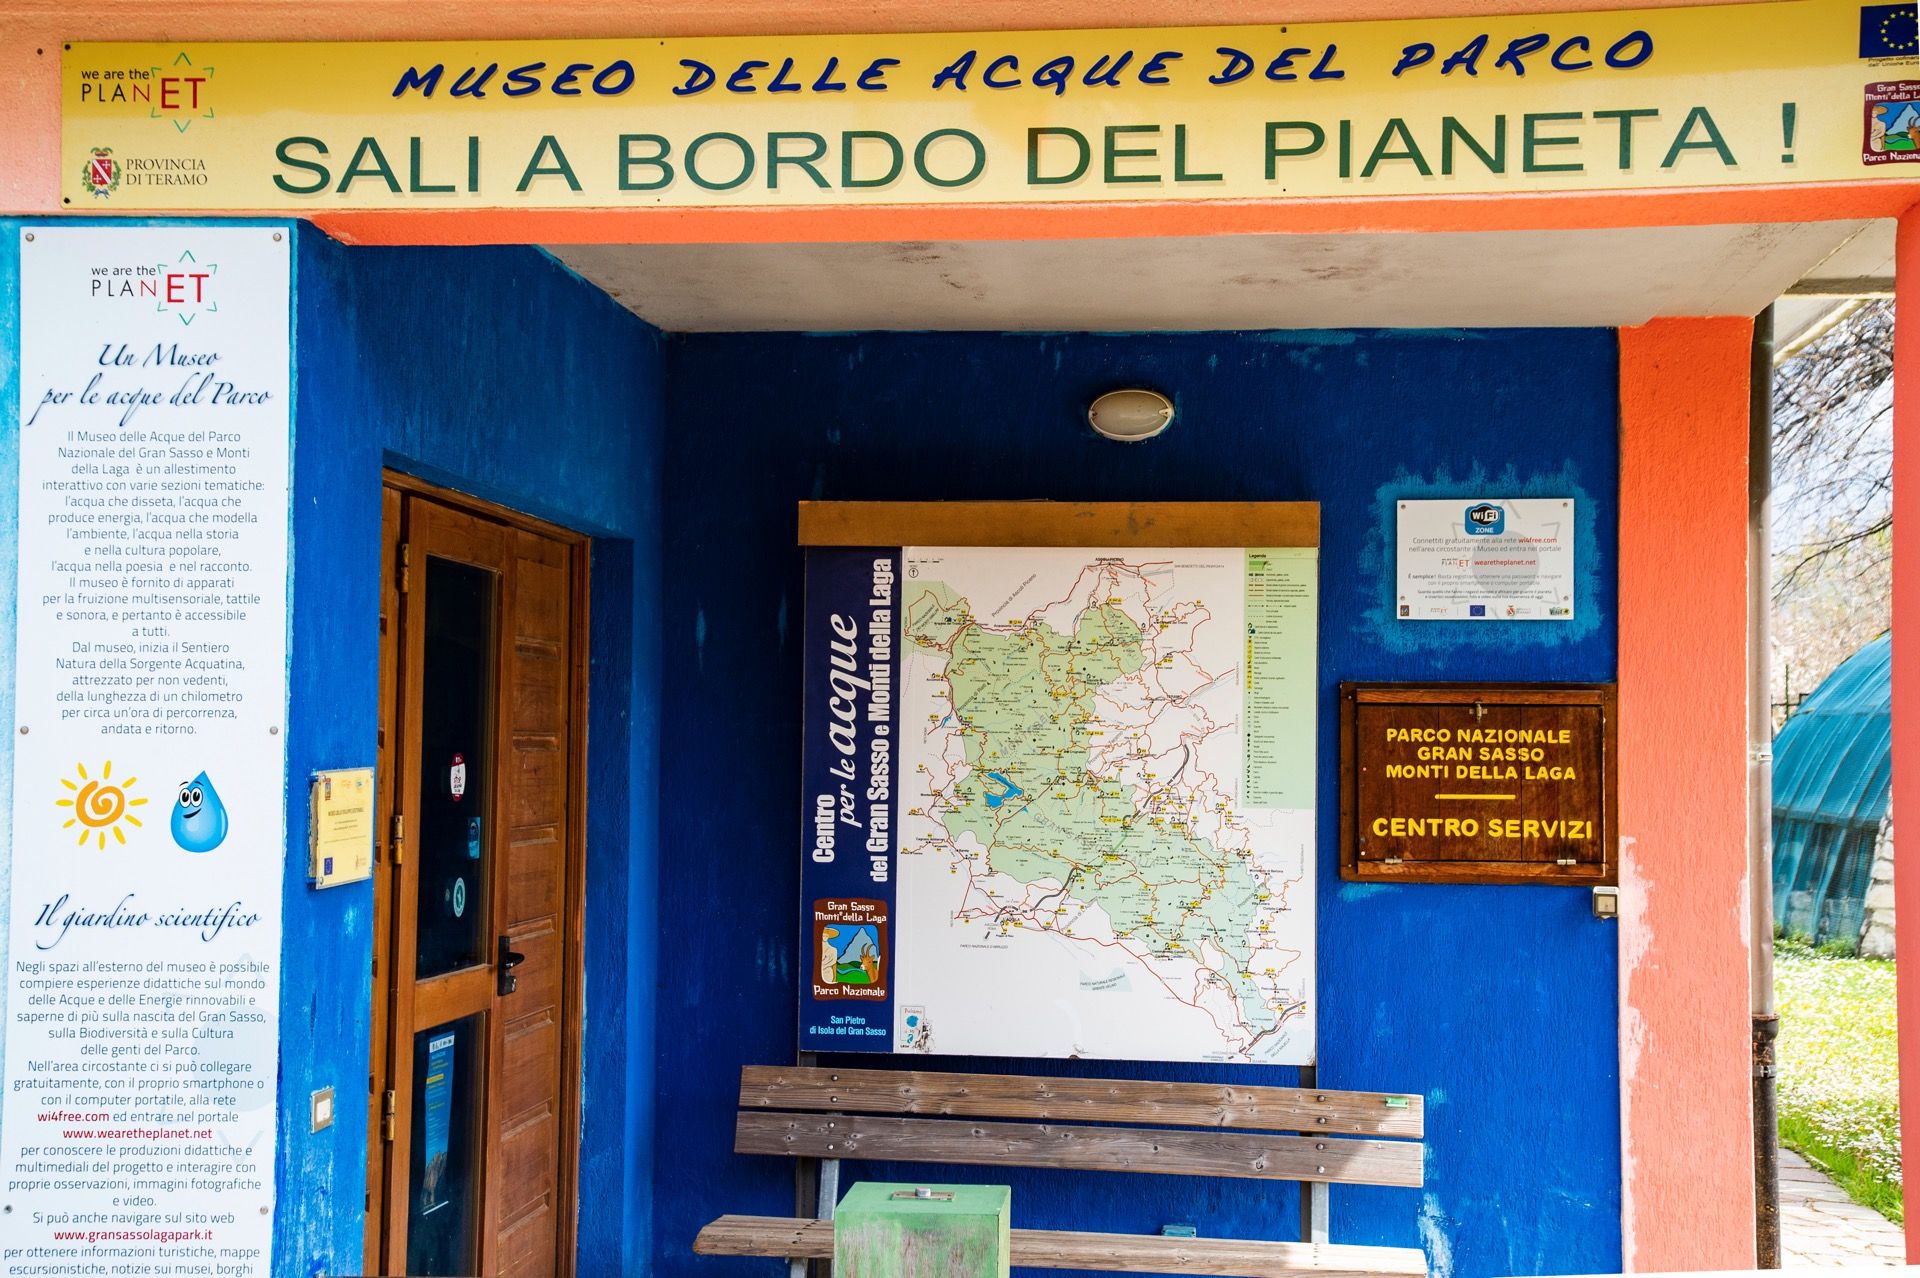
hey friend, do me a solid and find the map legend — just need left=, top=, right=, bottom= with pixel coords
left=1245, top=548, right=1319, bottom=810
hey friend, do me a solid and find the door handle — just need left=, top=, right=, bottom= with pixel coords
left=497, top=935, right=527, bottom=996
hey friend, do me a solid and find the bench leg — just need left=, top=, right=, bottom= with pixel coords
left=818, top=1157, right=841, bottom=1219
left=793, top=1153, right=841, bottom=1278
left=807, top=1158, right=841, bottom=1277
left=1302, top=1180, right=1330, bottom=1245
left=1299, top=1065, right=1331, bottom=1246
left=793, top=1053, right=840, bottom=1278
left=794, top=1153, right=820, bottom=1278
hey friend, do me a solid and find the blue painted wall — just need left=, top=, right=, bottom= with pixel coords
left=656, top=329, right=1622, bottom=1278
left=4, top=220, right=1622, bottom=1278
left=282, top=232, right=666, bottom=1277
left=0, top=221, right=667, bottom=1278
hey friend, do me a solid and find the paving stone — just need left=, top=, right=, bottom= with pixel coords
left=1781, top=1165, right=1835, bottom=1181
left=1777, top=1149, right=1904, bottom=1267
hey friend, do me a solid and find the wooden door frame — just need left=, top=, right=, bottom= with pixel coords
left=390, top=500, right=511, bottom=1274
left=370, top=470, right=591, bottom=1278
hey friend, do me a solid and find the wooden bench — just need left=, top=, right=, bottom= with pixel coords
left=693, top=1065, right=1428, bottom=1278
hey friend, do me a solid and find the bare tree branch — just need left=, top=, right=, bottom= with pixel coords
left=1772, top=299, right=1894, bottom=601
left=1769, top=299, right=1894, bottom=722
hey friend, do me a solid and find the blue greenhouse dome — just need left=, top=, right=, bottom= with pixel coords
left=1772, top=633, right=1892, bottom=948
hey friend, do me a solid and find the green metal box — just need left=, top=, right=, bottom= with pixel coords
left=833, top=1182, right=1011, bottom=1278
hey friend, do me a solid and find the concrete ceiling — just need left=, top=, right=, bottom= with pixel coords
left=1773, top=219, right=1897, bottom=358
left=548, top=220, right=1868, bottom=333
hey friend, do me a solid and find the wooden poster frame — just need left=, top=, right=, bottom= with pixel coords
left=798, top=500, right=1319, bottom=548
left=794, top=499, right=1322, bottom=1057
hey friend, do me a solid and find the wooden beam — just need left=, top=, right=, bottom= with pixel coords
left=797, top=501, right=1320, bottom=548
left=734, top=1112, right=1424, bottom=1188
left=1781, top=276, right=1894, bottom=298
left=739, top=1066, right=1423, bottom=1138
left=693, top=1216, right=1430, bottom=1278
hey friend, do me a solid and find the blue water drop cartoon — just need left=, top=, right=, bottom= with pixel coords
left=170, top=771, right=228, bottom=853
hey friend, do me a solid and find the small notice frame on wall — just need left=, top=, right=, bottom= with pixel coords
left=310, top=767, right=375, bottom=888
left=1340, top=682, right=1617, bottom=886
left=1396, top=498, right=1575, bottom=621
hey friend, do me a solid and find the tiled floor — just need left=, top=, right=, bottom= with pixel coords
left=1779, top=1148, right=1907, bottom=1266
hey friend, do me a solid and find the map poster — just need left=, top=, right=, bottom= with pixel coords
left=1396, top=498, right=1576, bottom=621
left=799, top=540, right=1318, bottom=1066
left=4, top=226, right=288, bottom=1277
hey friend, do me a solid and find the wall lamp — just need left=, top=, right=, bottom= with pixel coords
left=1088, top=388, right=1175, bottom=442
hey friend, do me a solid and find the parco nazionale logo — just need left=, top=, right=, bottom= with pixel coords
left=1865, top=81, right=1920, bottom=163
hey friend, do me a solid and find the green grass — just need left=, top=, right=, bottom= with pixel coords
left=1775, top=939, right=1903, bottom=1224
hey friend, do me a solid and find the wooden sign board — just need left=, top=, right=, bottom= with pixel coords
left=1340, top=683, right=1617, bottom=886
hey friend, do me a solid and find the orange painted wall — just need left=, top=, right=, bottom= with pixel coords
left=1617, top=317, right=1757, bottom=1273
left=1896, top=207, right=1920, bottom=1262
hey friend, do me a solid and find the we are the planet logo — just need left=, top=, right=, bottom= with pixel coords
left=56, top=759, right=148, bottom=849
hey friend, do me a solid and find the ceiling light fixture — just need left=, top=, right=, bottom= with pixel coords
left=1087, top=388, right=1174, bottom=442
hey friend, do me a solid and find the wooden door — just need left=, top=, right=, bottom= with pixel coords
left=368, top=480, right=587, bottom=1278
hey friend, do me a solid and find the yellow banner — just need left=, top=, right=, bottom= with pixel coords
left=60, top=1, right=1920, bottom=210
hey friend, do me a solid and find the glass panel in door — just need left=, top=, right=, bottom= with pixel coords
left=405, top=1014, right=485, bottom=1276
left=415, top=557, right=494, bottom=978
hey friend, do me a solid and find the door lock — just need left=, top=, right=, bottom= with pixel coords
left=497, top=935, right=526, bottom=996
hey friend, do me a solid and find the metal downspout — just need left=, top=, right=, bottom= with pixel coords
left=1751, top=305, right=1782, bottom=1269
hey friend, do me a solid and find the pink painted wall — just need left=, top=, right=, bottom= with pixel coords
left=1618, top=318, right=1757, bottom=1273
left=1896, top=207, right=1920, bottom=1262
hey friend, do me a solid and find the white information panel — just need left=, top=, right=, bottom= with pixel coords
left=5, top=226, right=289, bottom=1277
left=1396, top=498, right=1576, bottom=621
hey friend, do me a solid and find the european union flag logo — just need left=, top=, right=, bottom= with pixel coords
left=1861, top=4, right=1918, bottom=58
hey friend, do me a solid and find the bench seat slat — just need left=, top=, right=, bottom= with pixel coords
left=693, top=1216, right=1427, bottom=1278
left=695, top=1215, right=833, bottom=1258
left=1015, top=1229, right=1427, bottom=1278
left=740, top=1066, right=1423, bottom=1139
left=735, top=1111, right=1423, bottom=1188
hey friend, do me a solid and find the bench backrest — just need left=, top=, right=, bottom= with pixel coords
left=735, top=1065, right=1425, bottom=1189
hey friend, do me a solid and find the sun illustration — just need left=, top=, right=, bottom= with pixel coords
left=56, top=760, right=148, bottom=850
